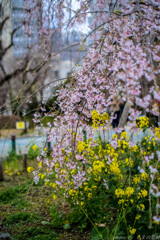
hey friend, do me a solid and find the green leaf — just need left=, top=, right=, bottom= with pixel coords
left=41, top=221, right=50, bottom=225
left=91, top=235, right=101, bottom=240
left=91, top=228, right=102, bottom=240
left=63, top=223, right=71, bottom=230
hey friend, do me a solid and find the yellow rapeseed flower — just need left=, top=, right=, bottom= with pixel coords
left=125, top=187, right=134, bottom=198
left=129, top=228, right=136, bottom=235
left=38, top=161, right=42, bottom=168
left=45, top=181, right=49, bottom=186
left=138, top=189, right=148, bottom=198
left=155, top=127, right=160, bottom=138
left=93, top=160, right=105, bottom=174
left=137, top=204, right=145, bottom=211
left=52, top=183, right=57, bottom=188
left=141, top=172, right=149, bottom=181
left=27, top=167, right=34, bottom=173
left=115, top=188, right=125, bottom=198
left=53, top=195, right=57, bottom=200
left=125, top=158, right=133, bottom=167
left=110, top=161, right=121, bottom=175
left=121, top=131, right=129, bottom=140
left=32, top=145, right=38, bottom=151
left=112, top=134, right=118, bottom=139
left=77, top=141, right=86, bottom=152
left=118, top=199, right=125, bottom=204
left=91, top=110, right=109, bottom=128
left=38, top=173, right=45, bottom=179
left=88, top=193, right=92, bottom=198
left=70, top=169, right=75, bottom=175
left=133, top=175, right=141, bottom=184
left=135, top=215, right=141, bottom=220
left=136, top=116, right=149, bottom=129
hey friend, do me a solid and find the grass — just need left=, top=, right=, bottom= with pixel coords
left=0, top=159, right=91, bottom=240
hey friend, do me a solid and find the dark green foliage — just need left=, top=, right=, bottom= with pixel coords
left=0, top=185, right=29, bottom=203
left=26, top=95, right=39, bottom=118
left=41, top=116, right=54, bottom=127
left=14, top=226, right=57, bottom=240
left=4, top=212, right=40, bottom=225
left=50, top=206, right=64, bottom=228
left=45, top=95, right=59, bottom=113
left=64, top=208, right=88, bottom=232
left=27, top=144, right=41, bottom=160
left=6, top=150, right=22, bottom=162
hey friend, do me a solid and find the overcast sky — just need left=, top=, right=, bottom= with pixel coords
left=42, top=0, right=90, bottom=34
left=69, top=0, right=90, bottom=34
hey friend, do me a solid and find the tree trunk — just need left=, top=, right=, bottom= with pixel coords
left=118, top=101, right=132, bottom=128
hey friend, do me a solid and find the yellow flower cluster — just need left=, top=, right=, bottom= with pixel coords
left=115, top=188, right=125, bottom=198
left=77, top=141, right=86, bottom=152
left=125, top=187, right=134, bottom=198
left=155, top=127, right=160, bottom=138
left=110, top=161, right=121, bottom=175
left=133, top=175, right=141, bottom=185
left=153, top=220, right=160, bottom=225
left=131, top=145, right=139, bottom=153
left=138, top=189, right=148, bottom=198
left=125, top=158, right=133, bottom=167
left=118, top=139, right=129, bottom=150
left=38, top=173, right=45, bottom=179
left=93, top=160, right=105, bottom=174
left=55, top=163, right=60, bottom=168
left=118, top=199, right=125, bottom=205
left=141, top=172, right=149, bottom=181
left=53, top=195, right=57, bottom=200
left=27, top=167, right=34, bottom=172
left=120, top=131, right=129, bottom=140
left=88, top=193, right=92, bottom=198
left=137, top=204, right=145, bottom=211
left=135, top=214, right=141, bottom=220
left=38, top=161, right=42, bottom=168
left=91, top=110, right=109, bottom=129
left=69, top=189, right=78, bottom=197
left=136, top=116, right=149, bottom=129
left=112, top=134, right=118, bottom=139
left=129, top=228, right=136, bottom=235
left=32, top=145, right=38, bottom=151
left=115, top=187, right=134, bottom=198
left=70, top=169, right=76, bottom=175
left=106, top=144, right=117, bottom=157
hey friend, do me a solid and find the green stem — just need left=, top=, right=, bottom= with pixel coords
left=112, top=209, right=123, bottom=240
left=81, top=207, right=104, bottom=240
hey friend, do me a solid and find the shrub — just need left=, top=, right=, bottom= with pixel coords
left=3, top=150, right=22, bottom=175
left=33, top=113, right=160, bottom=238
left=27, top=144, right=41, bottom=160
left=0, top=185, right=28, bottom=203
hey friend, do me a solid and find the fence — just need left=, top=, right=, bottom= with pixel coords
left=0, top=128, right=147, bottom=182
left=0, top=135, right=51, bottom=182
